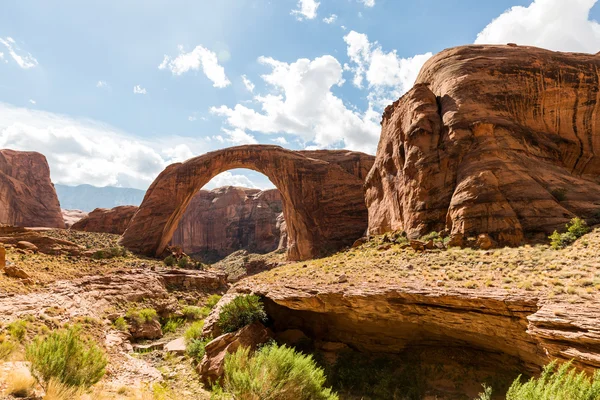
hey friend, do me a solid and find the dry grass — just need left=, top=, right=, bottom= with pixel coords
left=249, top=227, right=600, bottom=303
left=6, top=367, right=36, bottom=397
left=43, top=379, right=82, bottom=400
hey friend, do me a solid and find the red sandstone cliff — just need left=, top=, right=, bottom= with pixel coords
left=0, top=149, right=65, bottom=228
left=366, top=45, right=600, bottom=245
left=71, top=206, right=138, bottom=235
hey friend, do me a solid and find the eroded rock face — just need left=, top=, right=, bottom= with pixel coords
left=366, top=45, right=600, bottom=245
left=62, top=209, right=88, bottom=228
left=171, top=187, right=283, bottom=261
left=0, top=150, right=65, bottom=229
left=72, top=206, right=138, bottom=235
left=121, top=146, right=374, bottom=261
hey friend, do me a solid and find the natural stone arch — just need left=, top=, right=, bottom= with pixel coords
left=120, top=145, right=374, bottom=261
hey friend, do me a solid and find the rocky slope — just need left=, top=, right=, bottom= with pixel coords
left=0, top=149, right=65, bottom=229
left=171, top=187, right=283, bottom=262
left=72, top=205, right=138, bottom=235
left=365, top=45, right=600, bottom=246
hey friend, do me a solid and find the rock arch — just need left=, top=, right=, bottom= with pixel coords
left=120, top=145, right=374, bottom=261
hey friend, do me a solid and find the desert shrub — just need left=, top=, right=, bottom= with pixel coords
left=162, top=318, right=184, bottom=334
left=206, top=294, right=222, bottom=309
left=420, top=231, right=441, bottom=243
left=177, top=256, right=190, bottom=268
left=43, top=379, right=82, bottom=400
left=476, top=384, right=493, bottom=400
left=126, top=308, right=158, bottom=326
left=182, top=305, right=210, bottom=320
left=550, top=218, right=590, bottom=249
left=7, top=319, right=27, bottom=342
left=112, top=317, right=129, bottom=332
left=184, top=320, right=205, bottom=343
left=7, top=368, right=36, bottom=398
left=0, top=338, right=15, bottom=360
left=25, top=325, right=107, bottom=388
left=217, top=295, right=267, bottom=334
left=219, top=343, right=338, bottom=400
left=91, top=250, right=107, bottom=260
left=108, top=246, right=127, bottom=258
left=506, top=361, right=600, bottom=399
left=187, top=337, right=211, bottom=361
left=163, top=255, right=176, bottom=266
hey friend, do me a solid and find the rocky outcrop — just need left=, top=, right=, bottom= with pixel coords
left=366, top=45, right=600, bottom=245
left=121, top=146, right=375, bottom=261
left=0, top=226, right=84, bottom=256
left=62, top=209, right=88, bottom=228
left=72, top=206, right=138, bottom=235
left=171, top=187, right=283, bottom=261
left=0, top=149, right=65, bottom=229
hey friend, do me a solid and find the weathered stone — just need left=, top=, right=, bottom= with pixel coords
left=16, top=241, right=38, bottom=252
left=366, top=45, right=600, bottom=246
left=164, top=337, right=186, bottom=354
left=133, top=341, right=166, bottom=352
left=4, top=265, right=31, bottom=280
left=0, top=246, right=4, bottom=269
left=202, top=293, right=238, bottom=339
left=0, top=149, right=65, bottom=229
left=275, top=329, right=309, bottom=346
left=475, top=234, right=495, bottom=250
left=120, top=145, right=374, bottom=261
left=352, top=237, right=367, bottom=248
left=72, top=206, right=138, bottom=235
left=447, top=234, right=464, bottom=248
left=410, top=240, right=425, bottom=252
left=129, top=320, right=163, bottom=340
left=198, top=321, right=272, bottom=384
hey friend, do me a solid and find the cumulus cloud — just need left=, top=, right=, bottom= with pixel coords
left=96, top=80, right=108, bottom=88
left=475, top=0, right=600, bottom=53
left=159, top=45, right=231, bottom=88
left=271, top=137, right=288, bottom=145
left=241, top=75, right=255, bottom=92
left=211, top=55, right=380, bottom=153
left=292, top=0, right=320, bottom=20
left=221, top=128, right=258, bottom=145
left=0, top=37, right=38, bottom=69
left=133, top=85, right=147, bottom=95
left=323, top=14, right=338, bottom=24
left=204, top=171, right=261, bottom=189
left=28, top=99, right=36, bottom=105
left=344, top=30, right=432, bottom=109
left=0, top=102, right=207, bottom=189
left=359, top=0, right=375, bottom=6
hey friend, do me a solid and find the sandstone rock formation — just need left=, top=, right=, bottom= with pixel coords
left=0, top=226, right=84, bottom=256
left=0, top=149, right=65, bottom=229
left=171, top=187, right=283, bottom=261
left=366, top=45, right=600, bottom=246
left=62, top=209, right=88, bottom=228
left=72, top=206, right=138, bottom=235
left=121, top=146, right=374, bottom=261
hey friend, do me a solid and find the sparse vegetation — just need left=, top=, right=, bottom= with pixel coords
left=6, top=368, right=36, bottom=398
left=206, top=294, right=222, bottom=309
left=184, top=320, right=205, bottom=343
left=217, top=295, right=267, bottom=333
left=113, top=316, right=129, bottom=332
left=164, top=255, right=176, bottom=266
left=219, top=343, right=338, bottom=400
left=187, top=337, right=211, bottom=361
left=25, top=325, right=107, bottom=389
left=162, top=317, right=185, bottom=334
left=550, top=218, right=590, bottom=249
left=125, top=308, right=158, bottom=326
left=92, top=246, right=127, bottom=259
left=182, top=305, right=210, bottom=320
left=0, top=336, right=15, bottom=360
left=7, top=319, right=28, bottom=342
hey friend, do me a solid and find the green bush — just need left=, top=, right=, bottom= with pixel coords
left=7, top=320, right=27, bottom=342
left=162, top=318, right=184, bottom=334
left=164, top=255, right=176, bottom=266
left=184, top=320, right=205, bottom=343
left=550, top=218, right=590, bottom=249
left=182, top=305, right=210, bottom=320
left=178, top=256, right=190, bottom=268
left=25, top=325, right=107, bottom=388
left=0, top=339, right=15, bottom=360
left=112, top=317, right=129, bottom=332
left=126, top=308, right=158, bottom=326
left=506, top=361, right=600, bottom=399
left=219, top=343, right=338, bottom=400
left=476, top=384, right=493, bottom=400
left=187, top=337, right=210, bottom=361
left=206, top=294, right=222, bottom=309
left=217, top=295, right=267, bottom=334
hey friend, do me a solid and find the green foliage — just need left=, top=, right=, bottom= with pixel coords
left=219, top=343, right=338, bottom=400
left=92, top=246, right=127, bottom=260
left=217, top=295, right=267, bottom=334
left=206, top=294, right=222, bottom=309
left=476, top=384, right=493, bottom=400
left=506, top=361, right=600, bottom=400
left=162, top=318, right=184, bottom=334
left=7, top=319, right=27, bottom=342
left=0, top=338, right=15, bottom=360
left=25, top=325, right=107, bottom=389
left=420, top=231, right=442, bottom=243
left=187, top=337, right=211, bottom=361
left=112, top=317, right=129, bottom=332
left=125, top=308, right=158, bottom=326
left=184, top=320, right=205, bottom=343
left=163, top=255, right=176, bottom=266
left=182, top=305, right=210, bottom=320
left=550, top=218, right=590, bottom=249
left=177, top=256, right=190, bottom=268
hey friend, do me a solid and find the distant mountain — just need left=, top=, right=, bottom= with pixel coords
left=55, top=184, right=146, bottom=212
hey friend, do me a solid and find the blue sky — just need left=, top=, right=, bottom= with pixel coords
left=1, top=0, right=599, bottom=190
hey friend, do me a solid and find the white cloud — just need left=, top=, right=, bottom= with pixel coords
left=204, top=171, right=261, bottom=190
left=359, top=0, right=375, bottom=7
left=28, top=99, right=36, bottom=105
left=159, top=45, right=231, bottom=88
left=211, top=54, right=380, bottom=153
left=271, top=137, right=288, bottom=145
left=323, top=14, right=338, bottom=24
left=344, top=30, right=432, bottom=109
left=0, top=102, right=209, bottom=189
left=475, top=0, right=600, bottom=53
left=241, top=75, right=255, bottom=92
left=292, top=0, right=320, bottom=20
left=0, top=37, right=38, bottom=69
left=96, top=80, right=108, bottom=89
left=221, top=128, right=258, bottom=145
left=188, top=115, right=197, bottom=121
left=133, top=85, right=147, bottom=95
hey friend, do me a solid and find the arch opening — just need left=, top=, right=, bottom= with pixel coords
left=120, top=145, right=375, bottom=261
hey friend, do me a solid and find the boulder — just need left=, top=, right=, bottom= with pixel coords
left=17, top=241, right=38, bottom=252
left=4, top=265, right=31, bottom=280
left=198, top=321, right=272, bottom=384
left=72, top=205, right=138, bottom=235
left=129, top=320, right=163, bottom=340
left=164, top=337, right=186, bottom=354
left=475, top=234, right=495, bottom=250
left=410, top=240, right=425, bottom=252
left=0, top=149, right=65, bottom=229
left=365, top=45, right=600, bottom=246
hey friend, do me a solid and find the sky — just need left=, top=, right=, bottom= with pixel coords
left=1, top=0, right=599, bottom=190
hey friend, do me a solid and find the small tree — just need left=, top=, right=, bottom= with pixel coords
left=217, top=295, right=267, bottom=333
